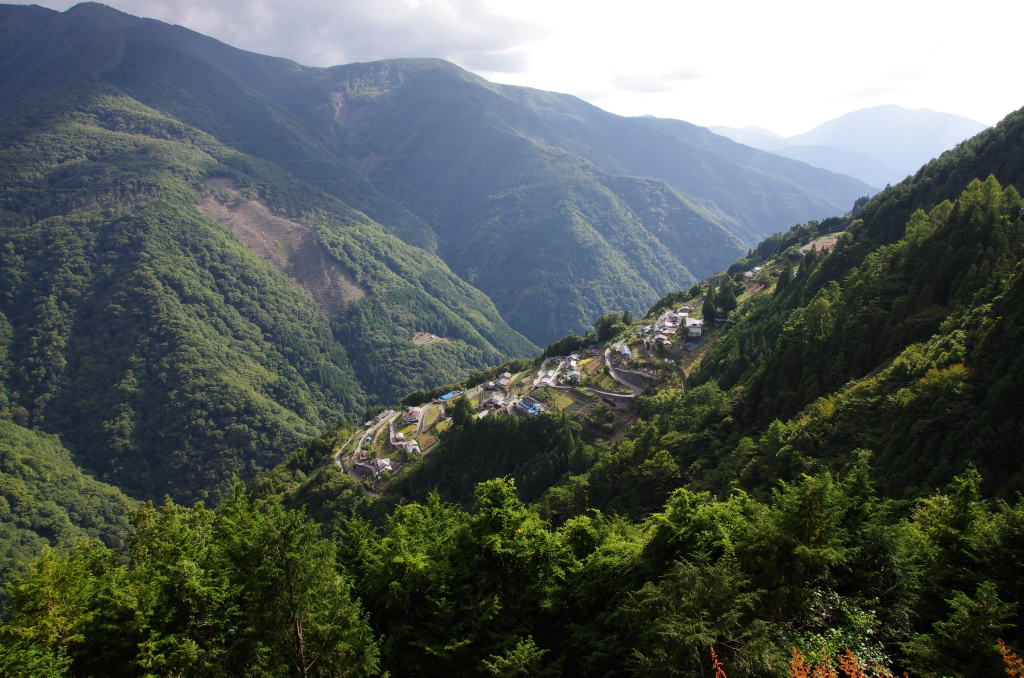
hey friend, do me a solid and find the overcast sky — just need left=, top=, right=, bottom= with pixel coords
left=36, top=0, right=1024, bottom=136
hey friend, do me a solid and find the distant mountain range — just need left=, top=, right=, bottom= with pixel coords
left=711, top=106, right=990, bottom=188
left=0, top=1, right=878, bottom=502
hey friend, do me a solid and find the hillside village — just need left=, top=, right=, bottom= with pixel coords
left=327, top=233, right=849, bottom=492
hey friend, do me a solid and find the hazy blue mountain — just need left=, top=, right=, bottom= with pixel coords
left=786, top=105, right=989, bottom=183
left=770, top=145, right=894, bottom=189
left=708, top=124, right=787, bottom=151
left=711, top=106, right=989, bottom=188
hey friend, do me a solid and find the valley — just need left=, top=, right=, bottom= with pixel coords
left=2, top=3, right=1024, bottom=677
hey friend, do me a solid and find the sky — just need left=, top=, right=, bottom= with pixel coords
left=35, top=0, right=1024, bottom=137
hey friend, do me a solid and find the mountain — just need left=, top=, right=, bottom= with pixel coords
left=0, top=419, right=131, bottom=588
left=787, top=105, right=990, bottom=180
left=7, top=105, right=1024, bottom=677
left=708, top=124, right=787, bottom=151
left=0, top=2, right=538, bottom=502
left=769, top=144, right=897, bottom=189
left=712, top=106, right=990, bottom=188
left=3, top=3, right=882, bottom=343
left=0, top=1, right=877, bottom=505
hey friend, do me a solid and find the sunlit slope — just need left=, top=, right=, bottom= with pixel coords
left=0, top=90, right=534, bottom=502
left=0, top=417, right=131, bottom=586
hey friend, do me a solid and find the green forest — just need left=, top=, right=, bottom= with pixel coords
left=3, top=3, right=1024, bottom=677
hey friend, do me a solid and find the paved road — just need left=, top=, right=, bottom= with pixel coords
left=340, top=412, right=398, bottom=480
left=416, top=403, right=435, bottom=434
left=604, top=342, right=643, bottom=397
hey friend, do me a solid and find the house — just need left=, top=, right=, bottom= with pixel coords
left=566, top=370, right=582, bottom=384
left=394, top=432, right=405, bottom=442
left=686, top=318, right=704, bottom=337
left=370, top=458, right=393, bottom=476
left=640, top=324, right=653, bottom=334
left=355, top=457, right=395, bottom=479
left=569, top=353, right=580, bottom=361
left=496, top=372, right=513, bottom=387
left=586, top=345, right=601, bottom=357
left=405, top=408, right=420, bottom=424
left=517, top=396, right=544, bottom=416
left=744, top=271, right=755, bottom=278
left=365, top=409, right=398, bottom=427
left=753, top=266, right=763, bottom=273
left=483, top=394, right=507, bottom=409
left=437, top=391, right=461, bottom=403
left=619, top=345, right=633, bottom=357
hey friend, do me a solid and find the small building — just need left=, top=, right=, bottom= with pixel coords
left=686, top=318, right=704, bottom=337
left=394, top=432, right=405, bottom=442
left=497, top=372, right=513, bottom=387
left=405, top=408, right=420, bottom=424
left=483, top=394, right=507, bottom=409
left=619, top=345, right=633, bottom=357
left=586, top=345, right=601, bottom=357
left=355, top=457, right=394, bottom=479
left=753, top=266, right=763, bottom=273
left=437, top=391, right=461, bottom=403
left=566, top=370, right=582, bottom=384
left=518, top=396, right=544, bottom=416
left=371, top=458, right=393, bottom=476
left=744, top=271, right=755, bottom=278
left=569, top=353, right=580, bottom=361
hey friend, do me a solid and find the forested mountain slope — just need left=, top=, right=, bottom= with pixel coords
left=0, top=419, right=130, bottom=589
left=3, top=100, right=1024, bottom=678
left=0, top=11, right=537, bottom=503
left=0, top=2, right=878, bottom=345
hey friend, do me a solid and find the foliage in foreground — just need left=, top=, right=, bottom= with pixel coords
left=4, top=467, right=1024, bottom=677
left=0, top=487, right=379, bottom=678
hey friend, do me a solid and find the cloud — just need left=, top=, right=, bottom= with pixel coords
left=610, top=68, right=700, bottom=93
left=44, top=0, right=543, bottom=71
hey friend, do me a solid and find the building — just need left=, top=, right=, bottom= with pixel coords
left=404, top=407, right=420, bottom=424
left=437, top=391, right=461, bottom=403
left=355, top=457, right=395, bottom=479
left=619, top=345, right=633, bottom=357
left=686, top=318, right=704, bottom=337
left=586, top=345, right=601, bottom=357
left=483, top=394, right=507, bottom=409
left=566, top=370, right=582, bottom=384
left=517, top=396, right=544, bottom=416
left=496, top=372, right=513, bottom=387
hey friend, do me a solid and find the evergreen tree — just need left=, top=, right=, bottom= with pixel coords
left=702, top=299, right=717, bottom=322
left=775, top=263, right=793, bottom=296
left=718, top=281, right=738, bottom=313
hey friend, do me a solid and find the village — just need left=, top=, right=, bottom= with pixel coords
left=327, top=231, right=846, bottom=491
left=331, top=295, right=741, bottom=491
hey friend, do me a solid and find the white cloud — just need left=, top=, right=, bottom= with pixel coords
left=39, top=0, right=543, bottom=71
left=611, top=68, right=700, bottom=94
